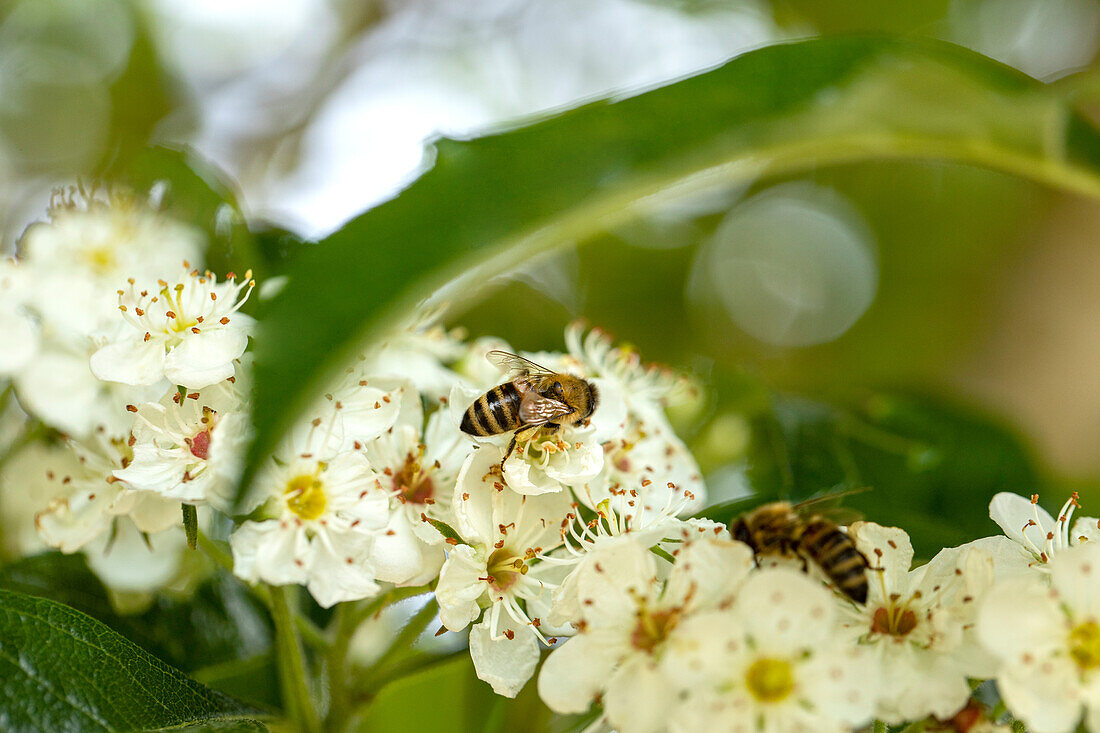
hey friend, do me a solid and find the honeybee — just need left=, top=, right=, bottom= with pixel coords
left=729, top=499, right=870, bottom=604
left=461, top=350, right=599, bottom=461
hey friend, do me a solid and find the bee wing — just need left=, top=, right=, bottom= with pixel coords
left=792, top=486, right=871, bottom=525
left=519, top=394, right=572, bottom=424
left=487, top=350, right=556, bottom=378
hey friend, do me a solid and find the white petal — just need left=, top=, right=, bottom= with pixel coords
left=801, top=643, right=878, bottom=728
left=603, top=654, right=673, bottom=733
left=849, top=522, right=913, bottom=598
left=0, top=309, right=37, bottom=376
left=586, top=377, right=628, bottom=442
left=977, top=576, right=1065, bottom=661
left=663, top=536, right=754, bottom=611
left=305, top=532, right=380, bottom=608
left=875, top=646, right=971, bottom=723
left=454, top=446, right=506, bottom=544
left=1050, top=543, right=1100, bottom=618
left=84, top=521, right=185, bottom=593
left=164, top=328, right=248, bottom=389
left=998, top=654, right=1083, bottom=733
left=538, top=631, right=625, bottom=714
left=990, top=492, right=1053, bottom=552
left=230, top=520, right=309, bottom=586
left=435, top=544, right=486, bottom=631
left=1071, top=516, right=1100, bottom=546
left=734, top=567, right=835, bottom=654
left=371, top=511, right=434, bottom=585
left=469, top=618, right=539, bottom=698
left=544, top=440, right=604, bottom=484
left=575, top=538, right=656, bottom=628
left=91, top=339, right=167, bottom=386
left=16, top=349, right=109, bottom=436
left=127, top=492, right=182, bottom=533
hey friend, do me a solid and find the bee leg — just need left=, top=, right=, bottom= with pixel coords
left=502, top=434, right=518, bottom=469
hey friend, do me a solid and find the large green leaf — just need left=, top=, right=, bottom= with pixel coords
left=0, top=553, right=273, bottom=674
left=0, top=589, right=265, bottom=732
left=241, top=35, right=1100, bottom=499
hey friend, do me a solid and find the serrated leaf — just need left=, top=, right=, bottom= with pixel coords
left=239, top=36, right=1100, bottom=504
left=0, top=590, right=263, bottom=733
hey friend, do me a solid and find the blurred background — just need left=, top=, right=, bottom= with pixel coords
left=4, top=1, right=1100, bottom=725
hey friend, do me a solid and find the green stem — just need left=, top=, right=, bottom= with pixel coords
left=359, top=597, right=440, bottom=692
left=269, top=584, right=321, bottom=733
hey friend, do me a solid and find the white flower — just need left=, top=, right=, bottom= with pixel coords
left=34, top=428, right=180, bottom=553
left=83, top=517, right=187, bottom=594
left=91, top=266, right=254, bottom=389
left=543, top=490, right=703, bottom=629
left=365, top=310, right=468, bottom=400
left=978, top=542, right=1100, bottom=733
left=578, top=411, right=706, bottom=515
left=362, top=405, right=472, bottom=586
left=537, top=536, right=753, bottom=732
left=113, top=377, right=250, bottom=511
left=986, top=491, right=1099, bottom=569
left=0, top=259, right=37, bottom=378
left=564, top=322, right=691, bottom=423
left=839, top=522, right=992, bottom=724
left=0, top=441, right=83, bottom=557
left=435, top=443, right=573, bottom=696
left=311, top=371, right=416, bottom=455
left=669, top=568, right=877, bottom=733
left=229, top=420, right=390, bottom=608
left=15, top=342, right=162, bottom=437
left=17, top=190, right=205, bottom=344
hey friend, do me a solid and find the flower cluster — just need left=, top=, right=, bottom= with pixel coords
left=4, top=190, right=1100, bottom=732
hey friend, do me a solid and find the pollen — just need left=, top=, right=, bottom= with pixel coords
left=1069, top=620, right=1100, bottom=670
left=745, top=658, right=795, bottom=703
left=285, top=474, right=327, bottom=521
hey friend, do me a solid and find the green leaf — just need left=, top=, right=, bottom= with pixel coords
left=0, top=554, right=274, bottom=674
left=422, top=517, right=469, bottom=546
left=240, top=35, right=1100, bottom=503
left=0, top=589, right=263, bottom=733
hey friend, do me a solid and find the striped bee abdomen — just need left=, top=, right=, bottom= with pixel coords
left=461, top=382, right=523, bottom=436
left=799, top=518, right=870, bottom=604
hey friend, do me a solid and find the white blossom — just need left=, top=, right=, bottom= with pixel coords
left=537, top=535, right=753, bottom=732
left=91, top=266, right=254, bottom=389
left=34, top=427, right=180, bottom=553
left=435, top=443, right=573, bottom=696
left=9, top=192, right=204, bottom=435
left=669, top=568, right=877, bottom=733
left=839, top=522, right=993, bottom=724
left=362, top=404, right=471, bottom=586
left=978, top=542, right=1100, bottom=733
left=83, top=517, right=188, bottom=594
left=229, top=417, right=390, bottom=608
left=113, top=377, right=250, bottom=511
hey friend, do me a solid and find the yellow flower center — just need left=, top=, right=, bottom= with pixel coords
left=486, top=549, right=527, bottom=592
left=1070, top=621, right=1100, bottom=670
left=745, top=658, right=795, bottom=703
left=630, top=608, right=679, bottom=654
left=84, top=245, right=116, bottom=273
left=285, top=474, right=326, bottom=520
